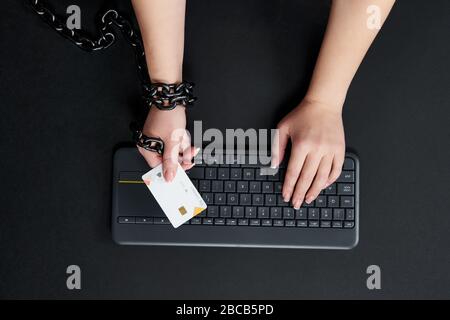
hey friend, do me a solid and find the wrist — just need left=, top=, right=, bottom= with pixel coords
left=303, top=92, right=345, bottom=114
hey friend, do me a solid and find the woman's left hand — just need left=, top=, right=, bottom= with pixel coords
left=272, top=98, right=346, bottom=209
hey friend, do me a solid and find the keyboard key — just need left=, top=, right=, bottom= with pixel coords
left=227, top=193, right=238, bottom=205
left=265, top=194, right=277, bottom=206
left=325, top=184, right=337, bottom=195
left=320, top=208, right=332, bottom=220
left=303, top=201, right=313, bottom=207
left=337, top=171, right=354, bottom=183
left=224, top=181, right=236, bottom=192
left=136, top=217, right=153, bottom=224
left=344, top=221, right=355, bottom=228
left=226, top=218, right=237, bottom=226
left=277, top=195, right=288, bottom=206
left=243, top=168, right=255, bottom=180
left=202, top=218, right=213, bottom=225
left=332, top=221, right=343, bottom=228
left=255, top=168, right=267, bottom=181
left=205, top=167, right=217, bottom=179
left=338, top=184, right=354, bottom=195
left=217, top=168, right=229, bottom=180
left=250, top=219, right=261, bottom=226
left=274, top=182, right=282, bottom=193
left=214, top=193, right=226, bottom=205
left=283, top=207, right=295, bottom=219
left=261, top=219, right=272, bottom=226
left=238, top=218, right=249, bottom=226
left=239, top=194, right=251, bottom=205
left=252, top=194, right=264, bottom=206
left=202, top=193, right=213, bottom=205
left=197, top=209, right=207, bottom=217
left=245, top=206, right=257, bottom=218
left=154, top=217, right=170, bottom=225
left=258, top=207, right=270, bottom=218
left=249, top=181, right=261, bottom=193
left=309, top=221, right=319, bottom=228
left=220, top=206, right=232, bottom=218
left=214, top=218, right=225, bottom=225
left=237, top=181, right=249, bottom=193
left=333, top=209, right=345, bottom=220
left=187, top=167, right=204, bottom=179
left=295, top=208, right=307, bottom=219
left=285, top=220, right=296, bottom=227
left=118, top=216, right=135, bottom=224
left=328, top=196, right=339, bottom=207
left=297, top=220, right=307, bottom=227
left=211, top=180, right=223, bottom=192
left=262, top=182, right=274, bottom=193
left=190, top=218, right=201, bottom=225
left=270, top=207, right=282, bottom=218
left=273, top=220, right=284, bottom=227
left=230, top=168, right=242, bottom=180
left=315, top=196, right=326, bottom=207
left=320, top=221, right=331, bottom=228
left=232, top=206, right=245, bottom=218
left=341, top=196, right=354, bottom=208
left=267, top=170, right=280, bottom=181
left=346, top=209, right=355, bottom=220
left=207, top=206, right=219, bottom=217
left=199, top=180, right=211, bottom=192
left=343, top=158, right=355, bottom=170
left=308, top=208, right=320, bottom=220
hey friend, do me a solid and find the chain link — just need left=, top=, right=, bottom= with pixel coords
left=28, top=0, right=152, bottom=95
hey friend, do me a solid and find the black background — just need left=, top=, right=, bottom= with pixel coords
left=1, top=0, right=449, bottom=299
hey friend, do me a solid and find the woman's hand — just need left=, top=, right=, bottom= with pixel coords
left=138, top=105, right=198, bottom=182
left=272, top=98, right=345, bottom=209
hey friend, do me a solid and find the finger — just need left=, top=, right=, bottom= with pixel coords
left=282, top=144, right=308, bottom=202
left=138, top=146, right=162, bottom=168
left=181, top=146, right=200, bottom=166
left=181, top=162, right=195, bottom=171
left=327, top=153, right=345, bottom=187
left=305, top=154, right=333, bottom=203
left=291, top=153, right=321, bottom=209
left=162, top=139, right=181, bottom=182
left=271, top=127, right=289, bottom=168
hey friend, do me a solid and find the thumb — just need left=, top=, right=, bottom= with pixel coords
left=162, top=140, right=180, bottom=182
left=271, top=127, right=289, bottom=168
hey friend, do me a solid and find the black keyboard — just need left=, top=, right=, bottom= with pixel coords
left=112, top=148, right=359, bottom=249
left=183, top=156, right=356, bottom=228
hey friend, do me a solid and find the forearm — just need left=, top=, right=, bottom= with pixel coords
left=131, top=0, right=186, bottom=83
left=306, top=0, right=395, bottom=110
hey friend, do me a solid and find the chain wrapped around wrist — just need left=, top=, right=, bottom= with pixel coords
left=132, top=126, right=164, bottom=155
left=133, top=82, right=196, bottom=154
left=146, top=82, right=196, bottom=110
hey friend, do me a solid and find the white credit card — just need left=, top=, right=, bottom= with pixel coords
left=142, top=164, right=207, bottom=228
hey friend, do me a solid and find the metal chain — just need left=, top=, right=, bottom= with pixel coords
left=28, top=0, right=152, bottom=96
left=27, top=0, right=198, bottom=154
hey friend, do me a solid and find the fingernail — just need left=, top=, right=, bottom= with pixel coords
left=165, top=170, right=174, bottom=182
left=194, top=147, right=201, bottom=155
left=283, top=197, right=289, bottom=202
left=305, top=196, right=313, bottom=204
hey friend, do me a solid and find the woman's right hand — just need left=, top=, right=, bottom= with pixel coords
left=137, top=105, right=198, bottom=182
